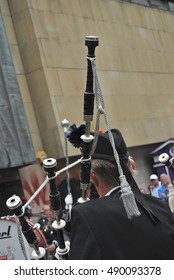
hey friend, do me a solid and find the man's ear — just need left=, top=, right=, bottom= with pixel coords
left=130, top=158, right=136, bottom=171
left=91, top=171, right=99, bottom=188
left=128, top=157, right=136, bottom=176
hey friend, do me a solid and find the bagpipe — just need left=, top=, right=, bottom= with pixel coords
left=4, top=34, right=142, bottom=260
left=4, top=36, right=99, bottom=260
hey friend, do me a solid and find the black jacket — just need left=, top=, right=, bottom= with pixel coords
left=69, top=189, right=174, bottom=259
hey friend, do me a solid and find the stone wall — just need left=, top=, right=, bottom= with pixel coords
left=1, top=0, right=174, bottom=160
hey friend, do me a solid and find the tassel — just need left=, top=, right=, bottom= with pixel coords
left=119, top=175, right=141, bottom=219
left=168, top=185, right=174, bottom=213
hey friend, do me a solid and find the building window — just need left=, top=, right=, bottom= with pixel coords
left=150, top=0, right=169, bottom=11
left=131, top=0, right=149, bottom=6
left=121, top=0, right=174, bottom=12
left=168, top=1, right=174, bottom=11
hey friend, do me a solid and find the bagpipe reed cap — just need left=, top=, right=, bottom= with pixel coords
left=81, top=134, right=94, bottom=143
left=43, top=158, right=57, bottom=168
left=6, top=195, right=22, bottom=210
left=159, top=153, right=170, bottom=164
left=85, top=35, right=99, bottom=42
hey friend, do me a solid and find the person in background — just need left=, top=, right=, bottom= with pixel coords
left=148, top=174, right=161, bottom=198
left=37, top=204, right=57, bottom=246
left=158, top=173, right=170, bottom=202
left=37, top=204, right=61, bottom=259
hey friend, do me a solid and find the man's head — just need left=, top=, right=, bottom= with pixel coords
left=90, top=159, right=119, bottom=197
left=149, top=174, right=159, bottom=187
left=90, top=129, right=136, bottom=197
left=42, top=204, right=52, bottom=219
left=160, top=173, right=169, bottom=186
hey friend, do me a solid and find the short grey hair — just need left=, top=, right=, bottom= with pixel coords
left=160, top=173, right=168, bottom=179
left=91, top=156, right=133, bottom=187
left=91, top=159, right=120, bottom=186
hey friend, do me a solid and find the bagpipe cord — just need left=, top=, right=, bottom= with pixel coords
left=90, top=57, right=140, bottom=219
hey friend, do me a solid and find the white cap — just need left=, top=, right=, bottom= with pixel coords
left=150, top=174, right=158, bottom=180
